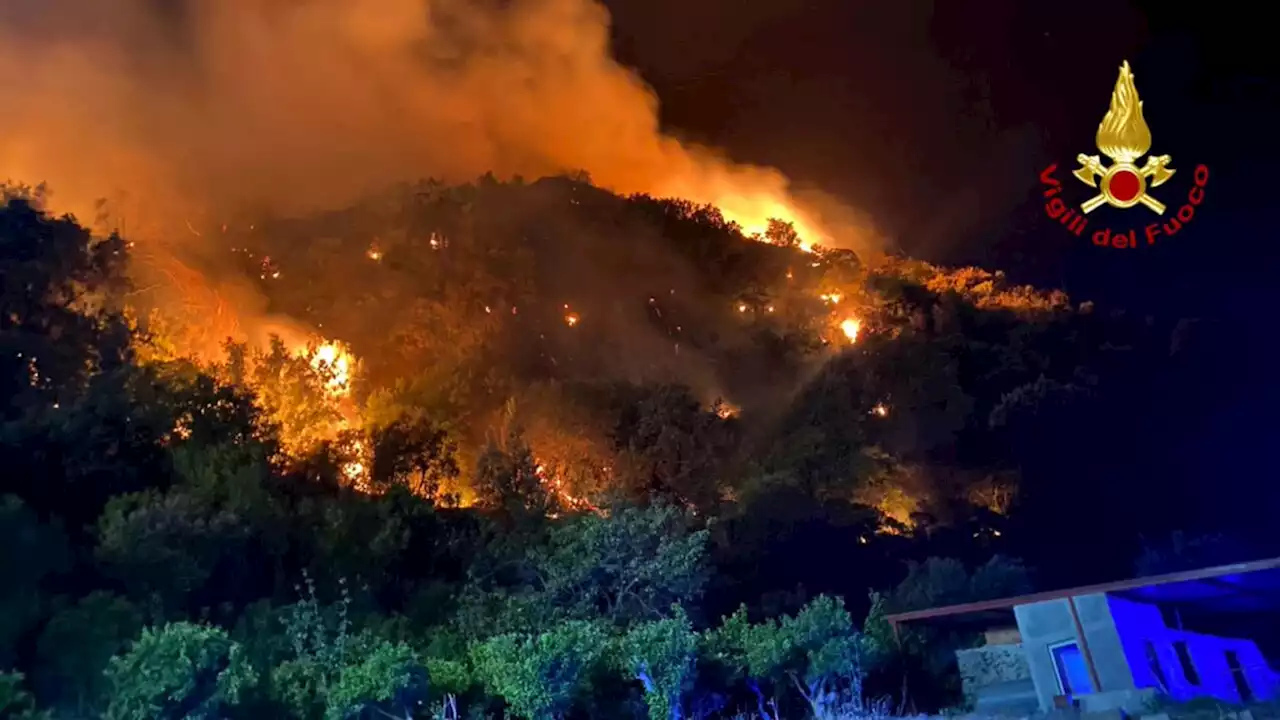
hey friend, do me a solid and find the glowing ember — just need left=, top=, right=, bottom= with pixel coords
left=564, top=312, right=580, bottom=327
left=736, top=303, right=748, bottom=313
left=533, top=461, right=595, bottom=513
left=840, top=318, right=862, bottom=343
left=713, top=399, right=741, bottom=419
left=870, top=402, right=889, bottom=417
left=366, top=245, right=383, bottom=261
left=821, top=293, right=842, bottom=304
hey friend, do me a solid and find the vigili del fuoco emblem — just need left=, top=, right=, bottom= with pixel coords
left=1072, top=61, right=1174, bottom=215
left=1038, top=60, right=1209, bottom=249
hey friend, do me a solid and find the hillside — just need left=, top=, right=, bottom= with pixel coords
left=129, top=176, right=1084, bottom=510
left=0, top=180, right=1251, bottom=718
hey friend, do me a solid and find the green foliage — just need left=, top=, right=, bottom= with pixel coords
left=0, top=497, right=70, bottom=667
left=470, top=620, right=609, bottom=719
left=860, top=592, right=894, bottom=666
left=324, top=640, right=427, bottom=720
left=34, top=591, right=144, bottom=715
left=271, top=574, right=429, bottom=720
left=473, top=430, right=551, bottom=523
left=95, top=488, right=254, bottom=614
left=423, top=658, right=472, bottom=698
left=0, top=672, right=50, bottom=720
left=617, top=608, right=698, bottom=720
left=708, top=596, right=874, bottom=717
left=0, top=180, right=1226, bottom=718
left=299, top=486, right=444, bottom=596
left=614, top=384, right=735, bottom=512
left=530, top=504, right=709, bottom=628
left=870, top=556, right=1033, bottom=708
left=103, top=621, right=256, bottom=720
left=887, top=556, right=1031, bottom=615
left=779, top=597, right=872, bottom=710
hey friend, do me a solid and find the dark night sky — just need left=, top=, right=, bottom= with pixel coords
left=604, top=0, right=1277, bottom=315
left=603, top=1, right=1280, bottom=526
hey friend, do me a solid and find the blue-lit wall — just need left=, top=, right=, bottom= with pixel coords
left=1107, top=596, right=1279, bottom=703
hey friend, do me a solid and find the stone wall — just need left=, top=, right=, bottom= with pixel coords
left=958, top=644, right=1033, bottom=689
left=958, top=643, right=1040, bottom=714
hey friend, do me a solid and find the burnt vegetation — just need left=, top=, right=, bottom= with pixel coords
left=0, top=176, right=1266, bottom=718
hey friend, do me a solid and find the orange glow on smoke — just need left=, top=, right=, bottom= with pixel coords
left=132, top=249, right=243, bottom=362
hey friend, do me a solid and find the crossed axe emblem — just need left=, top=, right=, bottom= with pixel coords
left=1073, top=154, right=1175, bottom=214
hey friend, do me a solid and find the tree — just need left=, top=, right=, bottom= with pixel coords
left=613, top=384, right=734, bottom=512
left=1135, top=532, right=1250, bottom=577
left=228, top=337, right=347, bottom=459
left=764, top=219, right=801, bottom=249
left=33, top=592, right=144, bottom=715
left=706, top=596, right=875, bottom=719
left=369, top=416, right=460, bottom=496
left=870, top=556, right=1032, bottom=709
left=470, top=620, right=609, bottom=719
left=1, top=365, right=176, bottom=531
left=322, top=640, right=427, bottom=720
left=473, top=431, right=551, bottom=524
left=95, top=489, right=256, bottom=614
left=617, top=608, right=699, bottom=720
left=0, top=672, right=51, bottom=720
left=103, top=622, right=256, bottom=720
left=532, top=504, right=709, bottom=627
left=0, top=197, right=130, bottom=421
left=0, top=496, right=70, bottom=667
left=269, top=573, right=429, bottom=720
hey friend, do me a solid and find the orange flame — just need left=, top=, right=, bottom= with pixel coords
left=840, top=318, right=861, bottom=343
left=307, top=341, right=353, bottom=397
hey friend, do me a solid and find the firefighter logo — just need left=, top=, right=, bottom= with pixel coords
left=1071, top=61, right=1175, bottom=215
left=1038, top=60, right=1209, bottom=248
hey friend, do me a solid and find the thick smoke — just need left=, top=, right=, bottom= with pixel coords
left=0, top=0, right=878, bottom=247
left=0, top=0, right=885, bottom=368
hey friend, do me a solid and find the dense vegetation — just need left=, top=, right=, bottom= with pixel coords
left=0, top=176, right=1265, bottom=719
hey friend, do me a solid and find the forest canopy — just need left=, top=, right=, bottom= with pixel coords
left=0, top=176, right=1264, bottom=719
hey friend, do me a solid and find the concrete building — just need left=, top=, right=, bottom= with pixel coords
left=885, top=558, right=1280, bottom=716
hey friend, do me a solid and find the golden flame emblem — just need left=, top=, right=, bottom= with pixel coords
left=1072, top=61, right=1175, bottom=214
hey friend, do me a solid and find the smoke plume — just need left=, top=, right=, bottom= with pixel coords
left=0, top=0, right=879, bottom=246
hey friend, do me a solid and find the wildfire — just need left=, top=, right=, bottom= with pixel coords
left=715, top=204, right=821, bottom=252
left=131, top=248, right=244, bottom=362
left=308, top=341, right=352, bottom=397
left=713, top=399, right=741, bottom=419
left=343, top=438, right=371, bottom=491
left=533, top=461, right=596, bottom=514
left=840, top=318, right=862, bottom=343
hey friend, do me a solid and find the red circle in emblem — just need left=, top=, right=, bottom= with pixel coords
left=1108, top=169, right=1141, bottom=203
